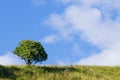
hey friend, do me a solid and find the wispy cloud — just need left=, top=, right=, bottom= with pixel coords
left=45, top=13, right=78, bottom=41
left=42, top=34, right=59, bottom=44
left=57, top=59, right=71, bottom=66
left=45, top=0, right=120, bottom=65
left=0, top=52, right=25, bottom=65
left=72, top=44, right=85, bottom=57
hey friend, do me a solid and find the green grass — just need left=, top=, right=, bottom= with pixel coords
left=0, top=65, right=120, bottom=80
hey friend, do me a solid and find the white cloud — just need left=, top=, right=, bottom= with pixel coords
left=0, top=52, right=25, bottom=65
left=45, top=13, right=77, bottom=41
left=45, top=0, right=120, bottom=65
left=57, top=0, right=120, bottom=8
left=57, top=59, right=71, bottom=65
left=57, top=61, right=66, bottom=65
left=72, top=44, right=84, bottom=57
left=42, top=34, right=59, bottom=44
left=56, top=0, right=81, bottom=4
left=76, top=46, right=120, bottom=66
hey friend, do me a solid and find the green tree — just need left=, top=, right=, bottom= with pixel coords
left=13, top=40, right=47, bottom=65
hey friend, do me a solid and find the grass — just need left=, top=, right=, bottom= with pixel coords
left=0, top=65, right=120, bottom=80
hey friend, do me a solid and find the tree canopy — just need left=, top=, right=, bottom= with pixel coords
left=13, top=40, right=47, bottom=65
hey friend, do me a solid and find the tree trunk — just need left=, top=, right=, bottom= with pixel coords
left=26, top=60, right=31, bottom=65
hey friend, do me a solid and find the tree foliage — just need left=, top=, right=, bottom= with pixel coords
left=13, top=40, right=47, bottom=65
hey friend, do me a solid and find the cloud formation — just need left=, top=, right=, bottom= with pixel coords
left=42, top=34, right=59, bottom=44
left=45, top=0, right=120, bottom=65
left=0, top=52, right=25, bottom=65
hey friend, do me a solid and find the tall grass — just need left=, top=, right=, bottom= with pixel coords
left=0, top=65, right=120, bottom=80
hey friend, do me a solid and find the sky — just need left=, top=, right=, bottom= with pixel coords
left=0, top=0, right=120, bottom=66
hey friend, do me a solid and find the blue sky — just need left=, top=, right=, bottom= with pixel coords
left=0, top=0, right=120, bottom=66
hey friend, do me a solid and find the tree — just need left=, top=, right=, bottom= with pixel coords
left=13, top=40, right=47, bottom=65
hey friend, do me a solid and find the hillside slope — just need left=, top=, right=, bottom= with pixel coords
left=0, top=65, right=120, bottom=80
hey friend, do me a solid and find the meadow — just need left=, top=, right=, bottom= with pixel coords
left=0, top=65, right=120, bottom=80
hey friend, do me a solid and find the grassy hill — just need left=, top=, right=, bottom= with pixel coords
left=0, top=65, right=120, bottom=80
